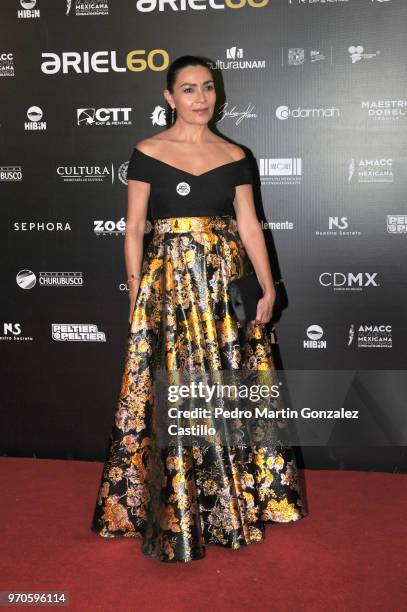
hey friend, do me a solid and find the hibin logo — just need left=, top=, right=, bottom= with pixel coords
left=24, top=106, right=46, bottom=131
left=303, top=325, right=327, bottom=349
left=17, top=0, right=40, bottom=19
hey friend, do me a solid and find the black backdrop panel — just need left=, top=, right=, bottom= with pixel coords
left=1, top=0, right=406, bottom=470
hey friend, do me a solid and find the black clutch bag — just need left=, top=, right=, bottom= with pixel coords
left=229, top=273, right=286, bottom=325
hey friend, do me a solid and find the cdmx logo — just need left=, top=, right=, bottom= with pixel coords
left=319, top=272, right=379, bottom=289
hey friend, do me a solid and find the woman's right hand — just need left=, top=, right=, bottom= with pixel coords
left=128, top=281, right=140, bottom=325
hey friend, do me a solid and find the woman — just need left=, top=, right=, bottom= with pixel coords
left=91, top=55, right=308, bottom=563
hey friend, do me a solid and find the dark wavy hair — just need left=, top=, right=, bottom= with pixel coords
left=166, top=55, right=214, bottom=94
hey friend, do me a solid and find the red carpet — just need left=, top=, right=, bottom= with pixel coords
left=0, top=457, right=405, bottom=611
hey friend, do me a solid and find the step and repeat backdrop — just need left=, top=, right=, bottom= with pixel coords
left=1, top=0, right=406, bottom=469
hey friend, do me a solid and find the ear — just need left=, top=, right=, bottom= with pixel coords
left=163, top=89, right=173, bottom=108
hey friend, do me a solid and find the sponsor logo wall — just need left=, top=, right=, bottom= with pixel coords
left=1, top=0, right=406, bottom=465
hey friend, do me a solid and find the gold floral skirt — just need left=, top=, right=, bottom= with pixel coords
left=91, top=215, right=308, bottom=562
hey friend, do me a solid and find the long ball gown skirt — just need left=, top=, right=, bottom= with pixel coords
left=91, top=214, right=308, bottom=562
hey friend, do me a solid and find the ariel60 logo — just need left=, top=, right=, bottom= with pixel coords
left=41, top=49, right=170, bottom=74
left=132, top=0, right=268, bottom=12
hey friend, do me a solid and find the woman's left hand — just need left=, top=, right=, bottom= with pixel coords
left=254, top=288, right=276, bottom=324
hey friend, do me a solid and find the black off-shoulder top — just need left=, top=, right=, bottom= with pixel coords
left=126, top=147, right=253, bottom=220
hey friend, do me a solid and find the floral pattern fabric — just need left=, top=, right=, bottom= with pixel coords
left=91, top=215, right=308, bottom=562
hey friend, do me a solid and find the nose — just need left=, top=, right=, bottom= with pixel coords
left=196, top=89, right=207, bottom=103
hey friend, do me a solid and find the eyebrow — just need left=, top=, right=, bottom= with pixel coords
left=179, top=80, right=214, bottom=87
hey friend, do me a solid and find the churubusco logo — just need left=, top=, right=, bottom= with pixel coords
left=348, top=157, right=394, bottom=183
left=17, top=0, right=40, bottom=18
left=57, top=163, right=114, bottom=183
left=0, top=52, right=14, bottom=77
left=348, top=324, right=392, bottom=349
left=52, top=324, right=106, bottom=342
left=319, top=272, right=379, bottom=292
left=0, top=166, right=22, bottom=181
left=16, top=270, right=83, bottom=289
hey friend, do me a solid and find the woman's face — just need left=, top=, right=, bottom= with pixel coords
left=167, top=65, right=216, bottom=124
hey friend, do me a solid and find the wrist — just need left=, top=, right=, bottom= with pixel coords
left=262, top=285, right=276, bottom=298
left=127, top=273, right=141, bottom=284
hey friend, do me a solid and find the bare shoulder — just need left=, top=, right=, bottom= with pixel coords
left=133, top=137, right=159, bottom=156
left=219, top=140, right=246, bottom=162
